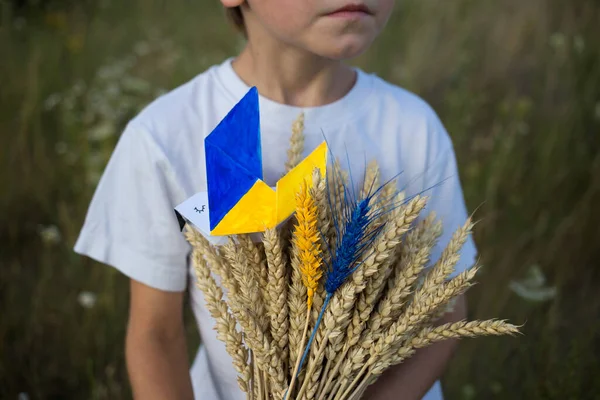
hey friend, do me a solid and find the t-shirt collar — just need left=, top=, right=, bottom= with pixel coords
left=214, top=57, right=374, bottom=132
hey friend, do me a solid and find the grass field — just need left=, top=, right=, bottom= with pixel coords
left=1, top=0, right=599, bottom=398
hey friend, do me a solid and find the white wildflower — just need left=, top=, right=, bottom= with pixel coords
left=78, top=291, right=97, bottom=309
left=88, top=122, right=116, bottom=141
left=509, top=264, right=557, bottom=302
left=38, top=225, right=61, bottom=245
left=43, top=93, right=62, bottom=111
left=122, top=76, right=152, bottom=94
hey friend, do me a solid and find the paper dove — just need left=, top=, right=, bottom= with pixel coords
left=175, top=87, right=327, bottom=238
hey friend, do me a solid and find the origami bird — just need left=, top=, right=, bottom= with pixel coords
left=175, top=87, right=327, bottom=237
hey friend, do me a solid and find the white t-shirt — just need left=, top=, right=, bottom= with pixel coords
left=74, top=58, right=477, bottom=400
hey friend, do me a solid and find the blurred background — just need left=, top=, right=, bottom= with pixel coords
left=1, top=0, right=599, bottom=398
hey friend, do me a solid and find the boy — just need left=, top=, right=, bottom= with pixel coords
left=74, top=1, right=477, bottom=399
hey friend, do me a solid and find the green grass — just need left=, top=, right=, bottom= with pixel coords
left=1, top=0, right=599, bottom=398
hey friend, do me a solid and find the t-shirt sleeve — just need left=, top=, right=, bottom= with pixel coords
left=73, top=122, right=191, bottom=292
left=419, top=127, right=478, bottom=279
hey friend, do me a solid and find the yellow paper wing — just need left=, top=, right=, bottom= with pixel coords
left=275, top=141, right=328, bottom=224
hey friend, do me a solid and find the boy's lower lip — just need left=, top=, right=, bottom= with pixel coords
left=325, top=10, right=372, bottom=19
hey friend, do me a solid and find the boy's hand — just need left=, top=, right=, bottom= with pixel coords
left=126, top=280, right=194, bottom=400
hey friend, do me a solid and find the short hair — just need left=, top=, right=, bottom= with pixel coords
left=225, top=6, right=246, bottom=35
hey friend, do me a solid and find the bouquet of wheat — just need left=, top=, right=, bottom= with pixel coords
left=180, top=112, right=519, bottom=400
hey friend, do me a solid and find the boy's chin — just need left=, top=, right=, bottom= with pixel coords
left=309, top=38, right=374, bottom=60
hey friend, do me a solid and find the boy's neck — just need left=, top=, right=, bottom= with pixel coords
left=231, top=41, right=357, bottom=108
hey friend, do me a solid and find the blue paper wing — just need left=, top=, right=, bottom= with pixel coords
left=205, top=86, right=263, bottom=230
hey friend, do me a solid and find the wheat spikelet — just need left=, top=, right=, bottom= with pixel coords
left=321, top=281, right=360, bottom=368
left=294, top=181, right=323, bottom=307
left=289, top=231, right=308, bottom=375
left=360, top=160, right=380, bottom=199
left=221, top=237, right=251, bottom=293
left=340, top=346, right=367, bottom=380
left=238, top=235, right=270, bottom=336
left=310, top=168, right=330, bottom=328
left=414, top=319, right=520, bottom=346
left=285, top=112, right=305, bottom=173
left=311, top=168, right=331, bottom=256
left=189, top=232, right=239, bottom=296
left=414, top=213, right=444, bottom=248
left=420, top=218, right=474, bottom=295
left=386, top=212, right=441, bottom=291
left=263, top=228, right=289, bottom=368
left=327, top=159, right=349, bottom=243
left=186, top=228, right=252, bottom=393
left=374, top=319, right=520, bottom=377
left=239, top=235, right=270, bottom=307
left=234, top=238, right=270, bottom=335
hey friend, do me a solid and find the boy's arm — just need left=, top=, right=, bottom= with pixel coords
left=126, top=280, right=194, bottom=400
left=363, top=294, right=467, bottom=400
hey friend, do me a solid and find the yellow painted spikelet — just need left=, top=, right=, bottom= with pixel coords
left=293, top=179, right=323, bottom=308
